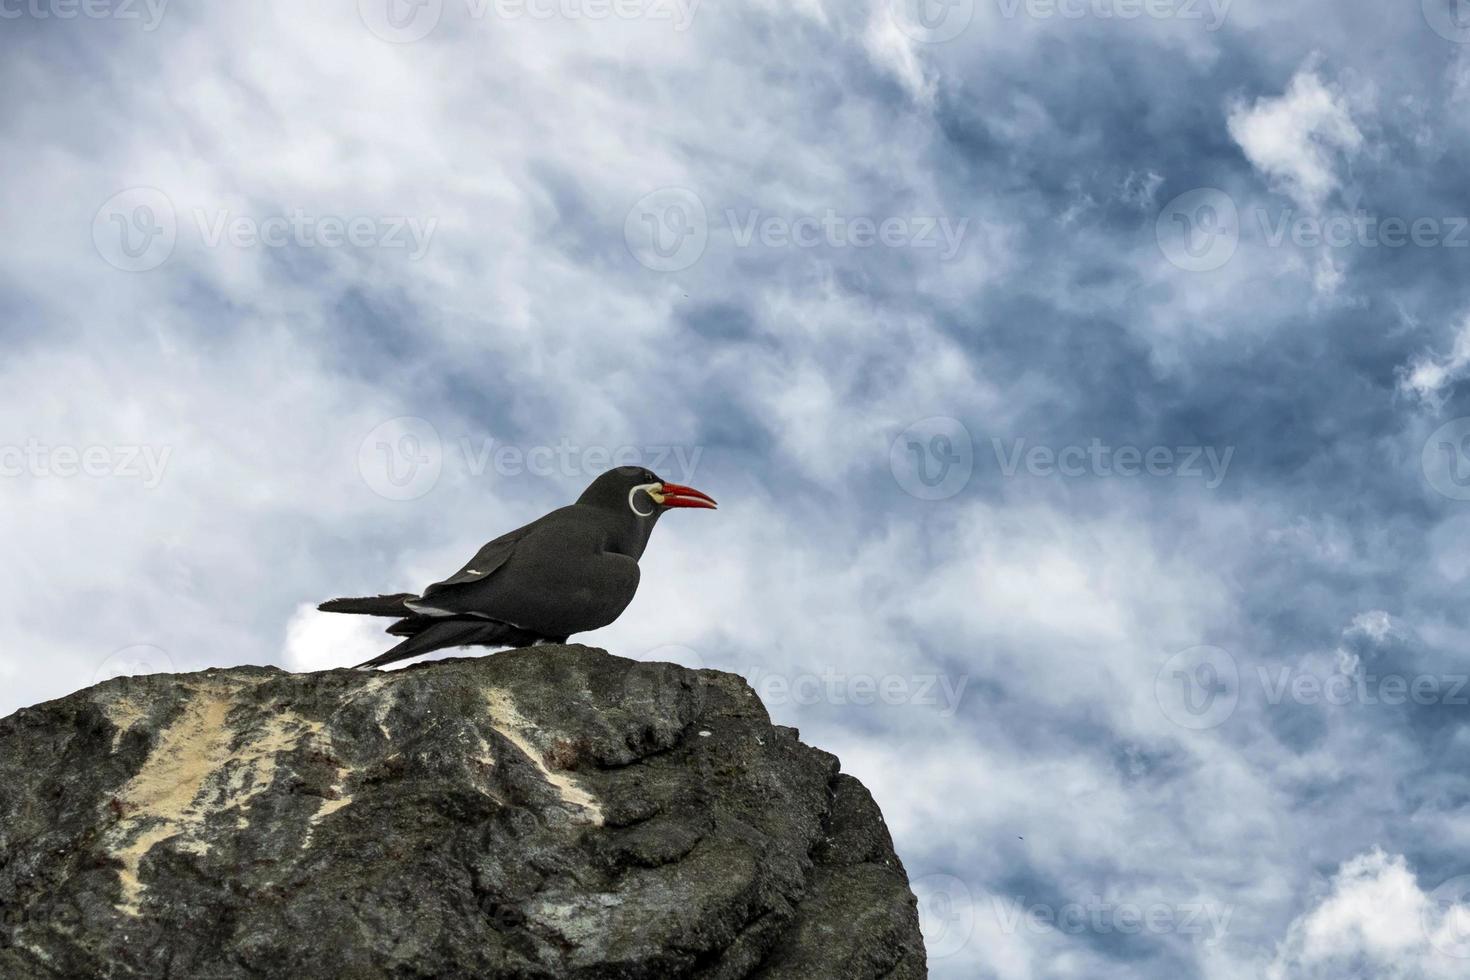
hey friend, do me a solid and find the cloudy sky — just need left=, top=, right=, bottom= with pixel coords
left=6, top=0, right=1470, bottom=976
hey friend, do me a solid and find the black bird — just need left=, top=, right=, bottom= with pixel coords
left=319, top=467, right=716, bottom=669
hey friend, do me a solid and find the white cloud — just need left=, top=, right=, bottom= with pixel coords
left=1227, top=67, right=1365, bottom=212
left=282, top=603, right=385, bottom=673
left=1267, top=850, right=1470, bottom=980
left=1401, top=314, right=1470, bottom=405
left=863, top=12, right=936, bottom=105
left=1120, top=169, right=1165, bottom=211
left=1345, top=610, right=1395, bottom=644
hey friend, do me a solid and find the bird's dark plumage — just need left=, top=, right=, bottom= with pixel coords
left=317, top=593, right=417, bottom=616
left=318, top=466, right=715, bottom=669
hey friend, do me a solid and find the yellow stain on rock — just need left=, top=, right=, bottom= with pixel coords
left=484, top=687, right=603, bottom=826
left=103, top=676, right=355, bottom=915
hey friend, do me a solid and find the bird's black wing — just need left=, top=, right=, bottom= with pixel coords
left=421, top=517, right=545, bottom=595
left=408, top=511, right=625, bottom=634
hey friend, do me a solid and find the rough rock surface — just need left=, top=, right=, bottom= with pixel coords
left=0, top=645, right=926, bottom=979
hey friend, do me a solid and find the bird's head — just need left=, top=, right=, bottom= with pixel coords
left=578, top=466, right=717, bottom=520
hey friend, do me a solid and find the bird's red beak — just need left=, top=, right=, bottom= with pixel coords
left=658, top=482, right=717, bottom=510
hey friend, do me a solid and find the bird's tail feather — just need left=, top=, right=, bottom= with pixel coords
left=318, top=593, right=417, bottom=617
left=355, top=619, right=540, bottom=670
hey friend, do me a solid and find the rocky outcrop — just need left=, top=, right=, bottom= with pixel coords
left=0, top=645, right=926, bottom=979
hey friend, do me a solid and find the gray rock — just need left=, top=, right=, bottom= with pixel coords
left=0, top=645, right=926, bottom=978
